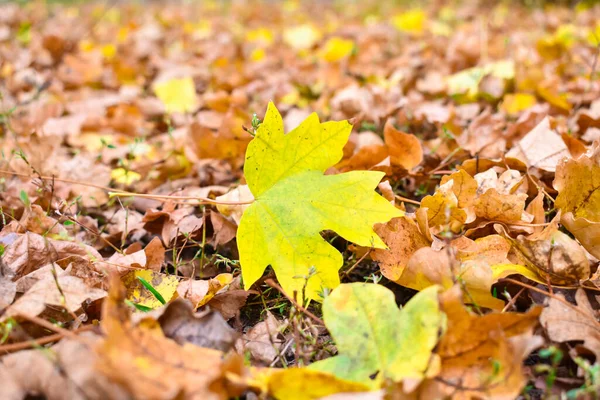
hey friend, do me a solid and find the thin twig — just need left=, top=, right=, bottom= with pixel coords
left=265, top=279, right=324, bottom=326
left=342, top=250, right=372, bottom=278
left=394, top=194, right=421, bottom=206
left=0, top=325, right=95, bottom=354
left=0, top=169, right=253, bottom=206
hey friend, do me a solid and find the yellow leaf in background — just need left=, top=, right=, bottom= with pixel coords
left=319, top=37, right=354, bottom=62
left=587, top=24, right=600, bottom=46
left=122, top=270, right=179, bottom=310
left=537, top=86, right=571, bottom=112
left=153, top=77, right=198, bottom=114
left=246, top=27, right=274, bottom=45
left=111, top=168, right=141, bottom=185
left=447, top=60, right=514, bottom=102
left=250, top=47, right=266, bottom=62
left=101, top=44, right=116, bottom=60
left=283, top=24, right=321, bottom=51
left=391, top=9, right=426, bottom=34
left=501, top=93, right=537, bottom=115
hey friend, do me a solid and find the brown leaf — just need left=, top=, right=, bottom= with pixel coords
left=540, top=289, right=600, bottom=361
left=210, top=210, right=237, bottom=247
left=372, top=217, right=430, bottom=282
left=2, top=266, right=106, bottom=321
left=1, top=232, right=102, bottom=280
left=505, top=223, right=591, bottom=284
left=238, top=311, right=286, bottom=365
left=208, top=290, right=250, bottom=320
left=96, top=275, right=245, bottom=400
left=561, top=212, right=600, bottom=259
left=383, top=120, right=423, bottom=170
left=554, top=143, right=600, bottom=221
left=95, top=237, right=164, bottom=275
left=0, top=333, right=130, bottom=400
left=416, top=286, right=543, bottom=398
left=506, top=117, right=570, bottom=172
left=156, top=299, right=239, bottom=352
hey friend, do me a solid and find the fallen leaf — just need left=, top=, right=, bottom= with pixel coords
left=506, top=117, right=570, bottom=172
left=96, top=275, right=245, bottom=400
left=237, top=103, right=400, bottom=301
left=309, top=284, right=443, bottom=387
left=266, top=368, right=370, bottom=400
left=372, top=216, right=430, bottom=282
left=122, top=269, right=179, bottom=310
left=2, top=266, right=106, bottom=321
left=540, top=289, right=600, bottom=361
left=238, top=311, right=286, bottom=365
left=383, top=120, right=423, bottom=170
left=155, top=299, right=239, bottom=352
left=554, top=144, right=600, bottom=221
left=153, top=76, right=198, bottom=114
left=415, top=285, right=543, bottom=398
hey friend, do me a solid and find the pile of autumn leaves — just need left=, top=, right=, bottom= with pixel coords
left=2, top=1, right=600, bottom=399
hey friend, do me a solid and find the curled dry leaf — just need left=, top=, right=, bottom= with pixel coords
left=155, top=299, right=239, bottom=352
left=95, top=236, right=165, bottom=275
left=554, top=143, right=600, bottom=221
left=215, top=184, right=254, bottom=225
left=177, top=273, right=233, bottom=309
left=237, top=311, right=286, bottom=366
left=2, top=266, right=106, bottom=321
left=1, top=232, right=102, bottom=280
left=383, top=120, right=423, bottom=170
left=498, top=222, right=591, bottom=285
left=372, top=216, right=430, bottom=282
left=561, top=212, right=600, bottom=260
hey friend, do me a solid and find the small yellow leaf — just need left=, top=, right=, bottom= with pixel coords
left=266, top=369, right=370, bottom=400
left=153, top=77, right=198, bottom=114
left=246, top=27, right=274, bottom=45
left=122, top=270, right=179, bottom=310
left=501, top=93, right=537, bottom=115
left=250, top=47, right=266, bottom=62
left=391, top=9, right=426, bottom=34
left=319, top=37, right=354, bottom=62
left=111, top=168, right=141, bottom=185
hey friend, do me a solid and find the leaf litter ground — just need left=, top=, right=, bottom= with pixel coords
left=1, top=1, right=600, bottom=399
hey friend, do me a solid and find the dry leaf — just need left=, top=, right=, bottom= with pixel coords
left=540, top=289, right=600, bottom=361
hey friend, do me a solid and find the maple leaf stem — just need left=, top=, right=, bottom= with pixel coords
left=108, top=191, right=254, bottom=205
left=0, top=170, right=254, bottom=206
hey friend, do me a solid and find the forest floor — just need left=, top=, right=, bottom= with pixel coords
left=1, top=1, right=600, bottom=399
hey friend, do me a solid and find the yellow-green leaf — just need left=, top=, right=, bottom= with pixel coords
left=153, top=77, right=198, bottom=114
left=122, top=270, right=179, bottom=310
left=309, top=284, right=444, bottom=386
left=238, top=103, right=401, bottom=301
